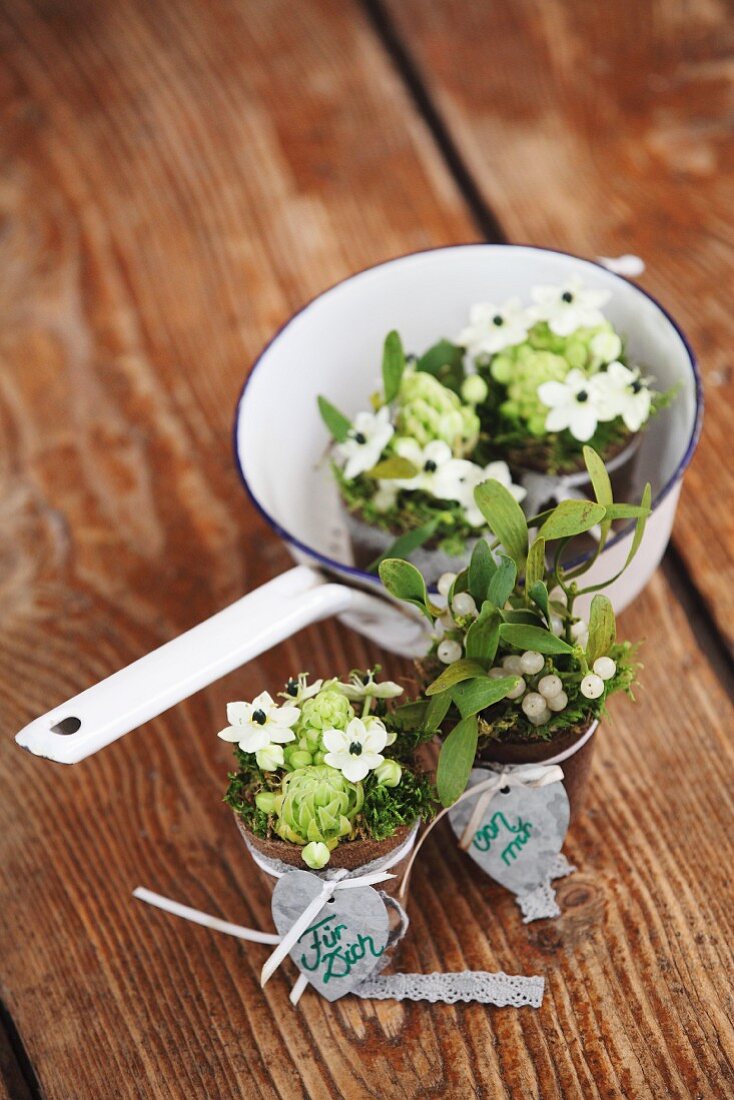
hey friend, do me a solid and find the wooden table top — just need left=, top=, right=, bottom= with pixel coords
left=1, top=2, right=732, bottom=1097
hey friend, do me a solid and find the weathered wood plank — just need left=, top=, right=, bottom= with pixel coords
left=0, top=1017, right=33, bottom=1100
left=385, top=0, right=734, bottom=652
left=0, top=1, right=732, bottom=1098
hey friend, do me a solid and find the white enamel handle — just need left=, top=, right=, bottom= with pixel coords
left=15, top=566, right=389, bottom=765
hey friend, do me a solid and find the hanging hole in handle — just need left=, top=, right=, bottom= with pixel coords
left=50, top=716, right=81, bottom=735
left=500, top=786, right=511, bottom=795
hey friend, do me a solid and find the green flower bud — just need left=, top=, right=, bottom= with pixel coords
left=255, top=791, right=279, bottom=814
left=461, top=374, right=489, bottom=405
left=490, top=353, right=515, bottom=384
left=302, top=841, right=331, bottom=869
left=273, top=765, right=364, bottom=847
left=286, top=748, right=314, bottom=770
left=373, top=759, right=402, bottom=787
left=255, top=743, right=285, bottom=771
left=590, top=330, right=622, bottom=364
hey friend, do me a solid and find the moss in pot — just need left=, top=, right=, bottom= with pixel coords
left=317, top=330, right=526, bottom=585
left=220, top=669, right=435, bottom=902
left=379, top=445, right=650, bottom=819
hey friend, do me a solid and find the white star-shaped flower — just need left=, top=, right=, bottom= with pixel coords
left=334, top=669, right=404, bottom=702
left=218, top=692, right=299, bottom=753
left=392, top=437, right=454, bottom=491
left=432, top=458, right=526, bottom=526
left=338, top=406, right=394, bottom=480
left=459, top=297, right=530, bottom=357
left=279, top=673, right=325, bottom=704
left=323, top=716, right=387, bottom=782
left=591, top=361, right=653, bottom=432
left=529, top=278, right=611, bottom=337
left=538, top=369, right=602, bottom=442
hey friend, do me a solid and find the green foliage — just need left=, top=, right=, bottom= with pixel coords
left=365, top=456, right=419, bottom=480
left=498, top=623, right=574, bottom=654
left=464, top=603, right=500, bottom=663
left=361, top=768, right=435, bottom=841
left=436, top=715, right=478, bottom=806
left=586, top=594, right=616, bottom=665
left=416, top=339, right=465, bottom=393
left=425, top=658, right=488, bottom=695
left=487, top=555, right=517, bottom=607
left=368, top=518, right=439, bottom=572
left=449, top=675, right=520, bottom=718
left=317, top=396, right=351, bottom=442
left=473, top=478, right=529, bottom=567
left=537, top=499, right=606, bottom=540
left=468, top=539, right=496, bottom=603
left=382, top=330, right=406, bottom=404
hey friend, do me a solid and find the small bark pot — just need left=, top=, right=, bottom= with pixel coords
left=235, top=816, right=418, bottom=935
left=477, top=717, right=597, bottom=823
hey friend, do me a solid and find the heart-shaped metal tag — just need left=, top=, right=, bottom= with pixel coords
left=271, top=870, right=390, bottom=1001
left=449, top=768, right=570, bottom=896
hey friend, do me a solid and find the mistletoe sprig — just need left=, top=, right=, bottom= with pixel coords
left=380, top=446, right=650, bottom=807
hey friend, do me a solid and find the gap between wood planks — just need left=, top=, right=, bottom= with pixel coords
left=361, top=0, right=734, bottom=701
left=0, top=998, right=43, bottom=1100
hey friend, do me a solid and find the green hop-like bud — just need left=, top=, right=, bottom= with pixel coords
left=373, top=759, right=402, bottom=787
left=461, top=374, right=489, bottom=405
left=302, top=841, right=331, bottom=869
left=273, top=765, right=364, bottom=848
left=396, top=369, right=478, bottom=454
left=295, top=689, right=355, bottom=744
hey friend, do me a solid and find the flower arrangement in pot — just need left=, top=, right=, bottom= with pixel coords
left=318, top=330, right=525, bottom=584
left=378, top=446, right=651, bottom=816
left=458, top=276, right=673, bottom=475
left=453, top=277, right=674, bottom=511
left=220, top=669, right=435, bottom=883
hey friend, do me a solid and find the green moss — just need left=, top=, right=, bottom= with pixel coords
left=359, top=768, right=435, bottom=841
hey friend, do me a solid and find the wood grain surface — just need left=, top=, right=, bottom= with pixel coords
left=385, top=0, right=734, bottom=654
left=0, top=1, right=732, bottom=1098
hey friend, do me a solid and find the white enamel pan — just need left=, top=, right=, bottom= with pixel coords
left=16, top=245, right=702, bottom=765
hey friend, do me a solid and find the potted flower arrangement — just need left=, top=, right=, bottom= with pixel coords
left=455, top=276, right=673, bottom=497
left=220, top=668, right=435, bottom=885
left=378, top=446, right=651, bottom=816
left=318, top=330, right=525, bottom=583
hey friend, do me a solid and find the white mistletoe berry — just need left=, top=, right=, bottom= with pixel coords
left=580, top=673, right=605, bottom=699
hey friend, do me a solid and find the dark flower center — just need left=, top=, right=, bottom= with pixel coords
left=576, top=390, right=589, bottom=403
left=561, top=291, right=574, bottom=303
left=424, top=459, right=438, bottom=472
left=354, top=432, right=367, bottom=445
left=631, top=379, right=643, bottom=394
left=285, top=679, right=298, bottom=697
left=349, top=741, right=363, bottom=756
left=492, top=314, right=504, bottom=326
left=252, top=709, right=267, bottom=725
